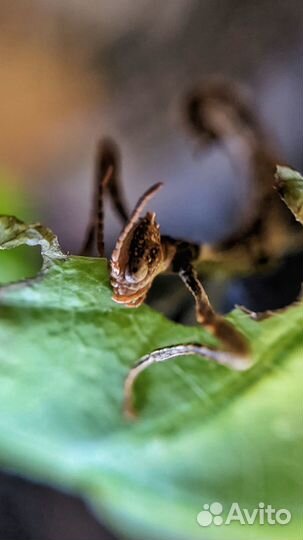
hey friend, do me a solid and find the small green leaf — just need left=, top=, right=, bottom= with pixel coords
left=0, top=216, right=302, bottom=540
left=0, top=215, right=65, bottom=268
left=0, top=173, right=41, bottom=283
left=275, top=165, right=303, bottom=224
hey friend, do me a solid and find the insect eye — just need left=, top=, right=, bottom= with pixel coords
left=148, top=247, right=159, bottom=263
left=125, top=264, right=148, bottom=283
left=133, top=265, right=148, bottom=279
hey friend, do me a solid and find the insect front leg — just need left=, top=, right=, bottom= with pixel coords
left=124, top=240, right=251, bottom=419
left=175, top=248, right=249, bottom=357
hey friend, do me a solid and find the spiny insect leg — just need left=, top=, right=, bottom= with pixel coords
left=81, top=138, right=128, bottom=256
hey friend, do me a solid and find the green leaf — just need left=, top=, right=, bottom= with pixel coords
left=275, top=165, right=303, bottom=224
left=0, top=172, right=41, bottom=283
left=0, top=215, right=64, bottom=264
left=0, top=216, right=302, bottom=540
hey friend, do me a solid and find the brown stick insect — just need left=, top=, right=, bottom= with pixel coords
left=82, top=78, right=303, bottom=418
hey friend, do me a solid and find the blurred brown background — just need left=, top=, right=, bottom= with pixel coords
left=0, top=1, right=302, bottom=539
left=1, top=0, right=303, bottom=253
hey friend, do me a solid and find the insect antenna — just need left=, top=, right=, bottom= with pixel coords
left=111, top=182, right=163, bottom=263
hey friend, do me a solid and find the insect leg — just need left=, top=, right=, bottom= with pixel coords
left=124, top=341, right=249, bottom=419
left=81, top=138, right=128, bottom=257
left=177, top=259, right=249, bottom=356
left=124, top=241, right=251, bottom=419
